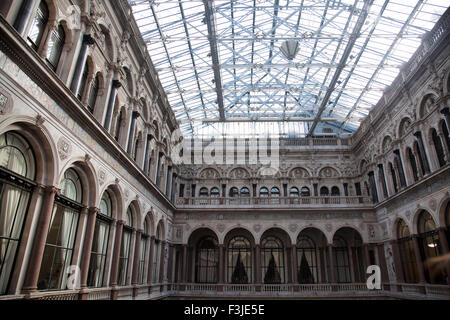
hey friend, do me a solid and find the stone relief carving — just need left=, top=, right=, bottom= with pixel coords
left=199, top=168, right=220, bottom=179
left=0, top=89, right=12, bottom=114
left=253, top=224, right=261, bottom=233
left=289, top=167, right=310, bottom=178
left=289, top=224, right=298, bottom=233
left=98, top=169, right=106, bottom=186
left=319, top=167, right=339, bottom=178
left=57, top=137, right=72, bottom=160
left=229, top=167, right=250, bottom=179
left=217, top=224, right=225, bottom=233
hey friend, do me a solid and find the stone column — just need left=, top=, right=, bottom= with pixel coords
left=167, top=245, right=174, bottom=289
left=320, top=248, right=327, bottom=283
left=13, top=0, right=38, bottom=36
left=389, top=240, right=405, bottom=283
left=291, top=244, right=298, bottom=284
left=437, top=227, right=450, bottom=285
left=181, top=244, right=188, bottom=283
left=70, top=34, right=95, bottom=96
left=159, top=241, right=166, bottom=284
left=255, top=244, right=261, bottom=284
left=412, top=235, right=426, bottom=283
left=412, top=148, right=424, bottom=178
left=348, top=246, right=356, bottom=283
left=22, top=186, right=60, bottom=294
left=79, top=207, right=100, bottom=290
left=376, top=243, right=389, bottom=285
left=414, top=132, right=431, bottom=174
left=218, top=244, right=224, bottom=284
left=131, top=229, right=143, bottom=286
left=328, top=244, right=335, bottom=283
left=437, top=132, right=450, bottom=162
left=109, top=220, right=124, bottom=287
left=440, top=108, right=450, bottom=134
left=103, top=80, right=122, bottom=131
left=147, top=236, right=155, bottom=289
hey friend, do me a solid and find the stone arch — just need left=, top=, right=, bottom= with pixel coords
left=187, top=227, right=220, bottom=246
left=99, top=182, right=124, bottom=221
left=332, top=225, right=365, bottom=244
left=58, top=156, right=99, bottom=207
left=418, top=92, right=439, bottom=120
left=143, top=211, right=155, bottom=235
left=260, top=227, right=291, bottom=248
left=288, top=166, right=311, bottom=179
left=398, top=117, right=413, bottom=139
left=381, top=135, right=393, bottom=154
left=125, top=199, right=141, bottom=230
left=228, top=166, right=251, bottom=179
left=359, top=159, right=368, bottom=175
left=412, top=208, right=437, bottom=235
left=318, top=166, right=340, bottom=179
left=155, top=219, right=166, bottom=240
left=198, top=167, right=221, bottom=179
left=98, top=23, right=116, bottom=62
left=438, top=195, right=450, bottom=228
left=0, top=116, right=57, bottom=186
left=223, top=226, right=256, bottom=247
left=392, top=217, right=412, bottom=239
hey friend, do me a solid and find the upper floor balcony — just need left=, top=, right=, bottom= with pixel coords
left=176, top=195, right=372, bottom=209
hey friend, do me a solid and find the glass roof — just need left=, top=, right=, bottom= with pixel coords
left=129, top=0, right=448, bottom=138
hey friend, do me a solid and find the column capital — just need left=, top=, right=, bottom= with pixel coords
left=88, top=207, right=101, bottom=215
left=45, top=185, right=61, bottom=196
left=117, top=220, right=126, bottom=226
left=112, top=79, right=122, bottom=89
left=136, top=229, right=144, bottom=235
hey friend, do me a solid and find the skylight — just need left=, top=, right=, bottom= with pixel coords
left=129, top=0, right=448, bottom=138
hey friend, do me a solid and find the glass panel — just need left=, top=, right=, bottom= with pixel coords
left=0, top=132, right=35, bottom=179
left=87, top=218, right=110, bottom=288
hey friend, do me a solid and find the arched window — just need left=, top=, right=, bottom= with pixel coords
left=77, top=60, right=89, bottom=101
left=118, top=208, right=133, bottom=286
left=296, top=236, right=317, bottom=284
left=270, top=187, right=280, bottom=204
left=138, top=220, right=149, bottom=284
left=300, top=187, right=310, bottom=197
left=199, top=187, right=209, bottom=205
left=431, top=129, right=446, bottom=167
left=114, top=109, right=123, bottom=141
left=408, top=148, right=419, bottom=182
left=0, top=132, right=36, bottom=295
left=389, top=163, right=398, bottom=193
left=332, top=236, right=351, bottom=283
left=152, top=226, right=162, bottom=283
left=195, top=236, right=218, bottom=283
left=38, top=169, right=82, bottom=290
left=229, top=187, right=239, bottom=205
left=320, top=187, right=329, bottom=196
left=210, top=187, right=220, bottom=205
left=331, top=186, right=340, bottom=196
left=259, top=187, right=269, bottom=205
left=46, top=24, right=65, bottom=71
left=87, top=74, right=100, bottom=113
left=133, top=136, right=140, bottom=162
left=227, top=236, right=252, bottom=284
left=397, top=220, right=418, bottom=283
left=261, top=236, right=285, bottom=284
left=87, top=191, right=112, bottom=288
left=27, top=0, right=49, bottom=50
left=240, top=187, right=250, bottom=205
left=289, top=187, right=299, bottom=204
left=417, top=211, right=445, bottom=284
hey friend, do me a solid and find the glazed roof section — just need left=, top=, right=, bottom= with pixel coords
left=129, top=0, right=448, bottom=138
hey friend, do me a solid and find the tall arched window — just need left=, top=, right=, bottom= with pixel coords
left=87, top=74, right=100, bottom=113
left=38, top=169, right=82, bottom=290
left=210, top=187, right=220, bottom=205
left=77, top=60, right=89, bottom=101
left=87, top=190, right=112, bottom=288
left=417, top=211, right=445, bottom=284
left=133, top=136, right=140, bottom=162
left=138, top=220, right=149, bottom=284
left=27, top=0, right=49, bottom=50
left=331, top=186, right=340, bottom=196
left=118, top=208, right=133, bottom=286
left=259, top=187, right=269, bottom=205
left=0, top=132, right=36, bottom=295
left=301, top=187, right=310, bottom=197
left=270, top=187, right=280, bottom=204
left=229, top=187, right=239, bottom=205
left=199, top=187, right=209, bottom=205
left=240, top=187, right=250, bottom=205
left=431, top=129, right=446, bottom=167
left=408, top=148, right=419, bottom=182
left=332, top=236, right=351, bottom=283
left=290, top=187, right=299, bottom=204
left=320, top=187, right=329, bottom=196
left=296, top=236, right=317, bottom=284
left=261, top=236, right=285, bottom=284
left=114, top=109, right=123, bottom=142
left=152, top=226, right=162, bottom=283
left=441, top=120, right=450, bottom=152
left=195, top=236, right=218, bottom=283
left=46, top=24, right=65, bottom=71
left=397, top=220, right=418, bottom=283
left=389, top=163, right=398, bottom=193
left=227, top=236, right=252, bottom=284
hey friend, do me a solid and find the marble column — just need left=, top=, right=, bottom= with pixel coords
left=159, top=241, right=166, bottom=284
left=218, top=244, right=224, bottom=284
left=131, top=229, right=143, bottom=286
left=79, top=207, right=100, bottom=289
left=348, top=246, right=356, bottom=283
left=147, top=236, right=155, bottom=287
left=412, top=235, right=426, bottom=283
left=70, top=34, right=95, bottom=96
left=328, top=244, right=335, bottom=283
left=103, top=80, right=122, bottom=131
left=109, top=220, right=124, bottom=287
left=291, top=244, right=298, bottom=284
left=389, top=240, right=405, bottom=283
left=255, top=244, right=261, bottom=284
left=437, top=227, right=450, bottom=285
left=22, top=186, right=60, bottom=293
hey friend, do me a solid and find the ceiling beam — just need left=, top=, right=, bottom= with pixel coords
left=203, top=0, right=225, bottom=120
left=307, top=0, right=373, bottom=136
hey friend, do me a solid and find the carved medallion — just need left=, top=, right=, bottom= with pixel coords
left=98, top=169, right=106, bottom=186
left=253, top=224, right=261, bottom=233
left=57, top=137, right=72, bottom=160
left=217, top=224, right=225, bottom=233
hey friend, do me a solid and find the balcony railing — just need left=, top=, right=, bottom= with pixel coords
left=176, top=196, right=372, bottom=208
